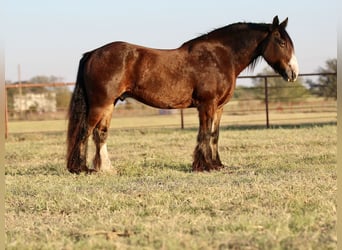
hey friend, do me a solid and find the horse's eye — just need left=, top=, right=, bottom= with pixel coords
left=275, top=37, right=286, bottom=48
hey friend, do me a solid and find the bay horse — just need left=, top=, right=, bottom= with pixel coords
left=67, top=16, right=298, bottom=174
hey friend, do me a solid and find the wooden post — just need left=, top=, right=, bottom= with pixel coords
left=18, top=64, right=23, bottom=119
left=264, top=77, right=270, bottom=128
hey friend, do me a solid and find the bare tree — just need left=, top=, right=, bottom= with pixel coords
left=307, top=59, right=337, bottom=100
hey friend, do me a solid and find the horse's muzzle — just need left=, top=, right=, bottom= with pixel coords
left=285, top=68, right=298, bottom=82
left=286, top=54, right=299, bottom=82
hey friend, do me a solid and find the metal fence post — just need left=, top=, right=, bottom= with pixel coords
left=264, top=77, right=270, bottom=128
left=180, top=109, right=184, bottom=129
left=5, top=88, right=8, bottom=139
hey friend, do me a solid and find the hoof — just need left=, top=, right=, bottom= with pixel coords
left=211, top=164, right=225, bottom=171
left=192, top=161, right=224, bottom=172
left=68, top=165, right=92, bottom=174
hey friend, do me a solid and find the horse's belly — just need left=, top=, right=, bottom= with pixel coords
left=132, top=83, right=194, bottom=109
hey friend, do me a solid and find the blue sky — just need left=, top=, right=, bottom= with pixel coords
left=5, top=0, right=337, bottom=82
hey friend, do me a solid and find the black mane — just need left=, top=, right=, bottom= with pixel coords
left=181, top=22, right=271, bottom=48
left=180, top=22, right=272, bottom=71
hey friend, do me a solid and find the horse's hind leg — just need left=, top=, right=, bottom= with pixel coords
left=91, top=104, right=114, bottom=172
left=67, top=112, right=91, bottom=174
left=67, top=125, right=90, bottom=174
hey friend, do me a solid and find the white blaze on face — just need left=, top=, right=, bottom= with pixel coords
left=289, top=53, right=299, bottom=81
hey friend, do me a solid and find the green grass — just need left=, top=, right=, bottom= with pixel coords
left=5, top=124, right=336, bottom=249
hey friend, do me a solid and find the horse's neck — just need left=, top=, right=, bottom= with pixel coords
left=181, top=27, right=269, bottom=77
left=223, top=29, right=269, bottom=76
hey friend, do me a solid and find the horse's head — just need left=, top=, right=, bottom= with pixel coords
left=262, top=16, right=299, bottom=82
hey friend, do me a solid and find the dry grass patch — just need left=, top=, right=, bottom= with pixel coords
left=5, top=124, right=336, bottom=249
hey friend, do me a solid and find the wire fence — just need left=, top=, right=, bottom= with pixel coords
left=5, top=72, right=337, bottom=137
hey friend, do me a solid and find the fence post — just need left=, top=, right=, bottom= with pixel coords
left=180, top=109, right=184, bottom=129
left=264, top=77, right=270, bottom=128
left=5, top=87, right=8, bottom=139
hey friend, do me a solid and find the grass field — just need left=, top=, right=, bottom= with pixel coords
left=7, top=110, right=337, bottom=134
left=5, top=122, right=336, bottom=249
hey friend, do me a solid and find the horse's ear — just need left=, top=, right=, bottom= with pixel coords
left=271, top=16, right=279, bottom=31
left=273, top=16, right=279, bottom=25
left=280, top=17, right=288, bottom=29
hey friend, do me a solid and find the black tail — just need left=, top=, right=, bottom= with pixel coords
left=66, top=52, right=92, bottom=173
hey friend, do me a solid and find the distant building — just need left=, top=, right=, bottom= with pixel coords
left=13, top=92, right=57, bottom=112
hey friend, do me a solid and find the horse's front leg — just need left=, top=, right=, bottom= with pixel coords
left=192, top=104, right=224, bottom=171
left=209, top=107, right=224, bottom=168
